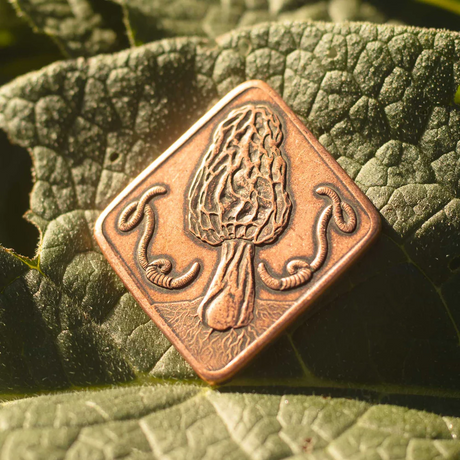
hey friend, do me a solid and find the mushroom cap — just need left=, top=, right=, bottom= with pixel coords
left=188, top=104, right=292, bottom=246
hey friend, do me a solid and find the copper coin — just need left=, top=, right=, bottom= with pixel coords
left=95, top=80, right=381, bottom=384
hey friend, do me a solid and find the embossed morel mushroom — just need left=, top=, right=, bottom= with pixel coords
left=188, top=104, right=292, bottom=331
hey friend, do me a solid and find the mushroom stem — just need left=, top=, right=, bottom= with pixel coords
left=198, top=239, right=255, bottom=331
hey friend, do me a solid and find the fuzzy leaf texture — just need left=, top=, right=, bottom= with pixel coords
left=9, top=0, right=128, bottom=57
left=0, top=385, right=460, bottom=459
left=10, top=0, right=392, bottom=57
left=118, top=0, right=391, bottom=48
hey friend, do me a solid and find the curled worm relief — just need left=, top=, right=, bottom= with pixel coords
left=118, top=186, right=200, bottom=289
left=258, top=186, right=357, bottom=291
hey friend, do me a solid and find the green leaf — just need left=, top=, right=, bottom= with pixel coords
left=1, top=384, right=460, bottom=459
left=1, top=21, right=460, bottom=400
left=119, top=0, right=391, bottom=46
left=0, top=0, right=61, bottom=84
left=10, top=0, right=129, bottom=57
left=9, top=0, right=395, bottom=57
left=416, top=0, right=460, bottom=15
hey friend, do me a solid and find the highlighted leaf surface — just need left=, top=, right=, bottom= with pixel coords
left=1, top=385, right=460, bottom=459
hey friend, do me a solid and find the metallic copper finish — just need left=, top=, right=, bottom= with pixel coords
left=95, top=80, right=381, bottom=385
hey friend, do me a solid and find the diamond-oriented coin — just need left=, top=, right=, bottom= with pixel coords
left=95, top=81, right=381, bottom=384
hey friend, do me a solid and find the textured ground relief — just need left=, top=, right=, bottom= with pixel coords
left=157, top=297, right=291, bottom=371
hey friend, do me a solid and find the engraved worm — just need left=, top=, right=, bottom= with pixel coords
left=145, top=258, right=200, bottom=289
left=316, top=186, right=356, bottom=233
left=118, top=186, right=200, bottom=289
left=258, top=186, right=357, bottom=291
left=258, top=259, right=312, bottom=291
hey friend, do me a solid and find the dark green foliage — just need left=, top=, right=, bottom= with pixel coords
left=1, top=21, right=460, bottom=396
left=2, top=11, right=460, bottom=458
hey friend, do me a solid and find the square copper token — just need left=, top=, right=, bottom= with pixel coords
left=95, top=80, right=380, bottom=384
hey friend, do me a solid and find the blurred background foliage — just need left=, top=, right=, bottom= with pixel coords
left=0, top=0, right=459, bottom=258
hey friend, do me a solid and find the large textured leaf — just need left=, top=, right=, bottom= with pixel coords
left=1, top=21, right=460, bottom=400
left=119, top=0, right=389, bottom=46
left=1, top=384, right=460, bottom=459
left=10, top=0, right=128, bottom=57
left=11, top=0, right=393, bottom=57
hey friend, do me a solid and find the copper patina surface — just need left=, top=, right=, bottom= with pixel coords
left=95, top=81, right=381, bottom=384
